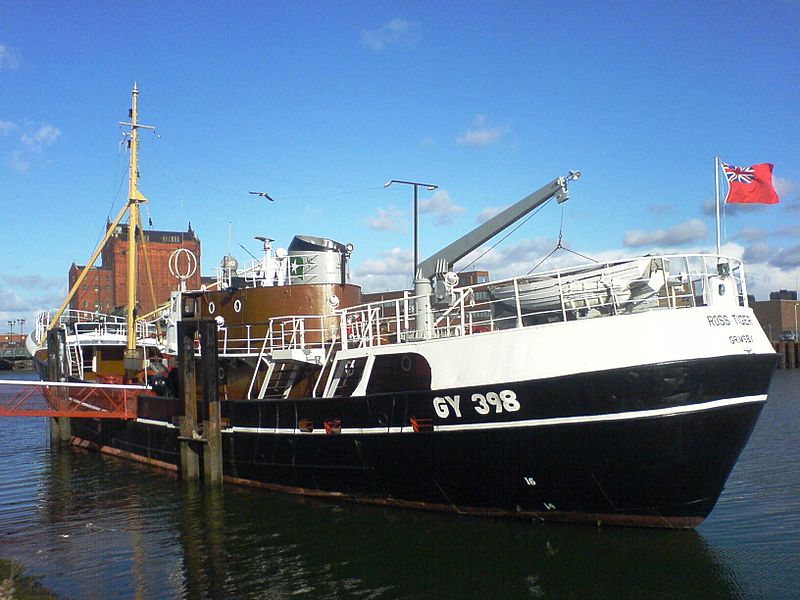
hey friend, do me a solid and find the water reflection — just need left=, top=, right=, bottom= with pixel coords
left=24, top=445, right=750, bottom=599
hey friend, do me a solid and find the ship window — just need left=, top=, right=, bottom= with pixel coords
left=366, top=353, right=431, bottom=395
left=331, top=357, right=367, bottom=397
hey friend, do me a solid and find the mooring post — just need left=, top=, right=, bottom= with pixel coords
left=46, top=329, right=71, bottom=444
left=178, top=320, right=201, bottom=480
left=199, top=319, right=223, bottom=485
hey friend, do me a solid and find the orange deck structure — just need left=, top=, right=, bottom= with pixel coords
left=0, top=380, right=147, bottom=419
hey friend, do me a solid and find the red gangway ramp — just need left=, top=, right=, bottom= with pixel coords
left=0, top=379, right=148, bottom=419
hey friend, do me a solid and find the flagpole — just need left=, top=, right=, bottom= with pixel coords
left=715, top=155, right=721, bottom=255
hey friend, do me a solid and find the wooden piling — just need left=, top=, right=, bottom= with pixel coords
left=46, top=329, right=71, bottom=444
left=199, top=319, right=222, bottom=486
left=177, top=318, right=223, bottom=485
left=178, top=321, right=201, bottom=480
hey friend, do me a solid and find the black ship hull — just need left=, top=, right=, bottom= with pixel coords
left=67, top=353, right=776, bottom=528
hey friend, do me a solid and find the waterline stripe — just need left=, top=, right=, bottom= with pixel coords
left=224, top=394, right=767, bottom=436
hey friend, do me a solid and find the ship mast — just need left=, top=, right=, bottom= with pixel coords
left=44, top=83, right=156, bottom=360
left=119, top=82, right=156, bottom=373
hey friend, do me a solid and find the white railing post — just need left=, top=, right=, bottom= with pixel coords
left=513, top=278, right=524, bottom=327
left=299, top=318, right=306, bottom=349
left=555, top=272, right=567, bottom=322
left=459, top=289, right=466, bottom=336
left=394, top=300, right=402, bottom=344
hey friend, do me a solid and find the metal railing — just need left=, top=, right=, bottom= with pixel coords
left=336, top=254, right=747, bottom=350
left=32, top=309, right=159, bottom=348
left=191, top=253, right=746, bottom=359
left=217, top=314, right=337, bottom=357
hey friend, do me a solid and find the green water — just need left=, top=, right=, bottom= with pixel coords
left=1, top=370, right=797, bottom=599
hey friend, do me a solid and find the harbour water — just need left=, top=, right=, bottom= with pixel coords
left=0, top=370, right=797, bottom=599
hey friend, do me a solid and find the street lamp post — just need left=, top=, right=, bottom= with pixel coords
left=18, top=318, right=25, bottom=341
left=384, top=179, right=439, bottom=339
left=7, top=320, right=13, bottom=342
left=383, top=179, right=438, bottom=283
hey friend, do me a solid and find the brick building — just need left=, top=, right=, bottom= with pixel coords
left=751, top=298, right=799, bottom=341
left=69, top=222, right=201, bottom=316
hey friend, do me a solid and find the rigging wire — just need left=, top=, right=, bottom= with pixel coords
left=457, top=199, right=553, bottom=274
left=93, top=139, right=129, bottom=253
left=526, top=204, right=598, bottom=275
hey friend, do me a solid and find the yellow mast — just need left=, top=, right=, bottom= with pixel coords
left=120, top=82, right=155, bottom=372
left=127, top=83, right=145, bottom=351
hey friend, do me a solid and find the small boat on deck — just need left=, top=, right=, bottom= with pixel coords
left=486, top=257, right=667, bottom=325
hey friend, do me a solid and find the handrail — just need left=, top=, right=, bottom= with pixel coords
left=334, top=253, right=746, bottom=348
left=36, top=253, right=747, bottom=367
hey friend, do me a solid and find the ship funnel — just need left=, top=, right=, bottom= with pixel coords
left=287, top=235, right=353, bottom=286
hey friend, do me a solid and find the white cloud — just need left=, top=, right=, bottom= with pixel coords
left=623, top=218, right=708, bottom=248
left=5, top=150, right=29, bottom=173
left=0, top=273, right=65, bottom=329
left=774, top=177, right=797, bottom=199
left=476, top=206, right=503, bottom=223
left=734, top=228, right=769, bottom=242
left=21, top=124, right=61, bottom=150
left=0, top=44, right=21, bottom=72
left=457, top=115, right=509, bottom=146
left=354, top=247, right=413, bottom=292
left=743, top=242, right=773, bottom=263
left=367, top=205, right=406, bottom=232
left=361, top=18, right=420, bottom=51
left=420, top=190, right=465, bottom=225
left=3, top=122, right=61, bottom=173
left=646, top=204, right=675, bottom=217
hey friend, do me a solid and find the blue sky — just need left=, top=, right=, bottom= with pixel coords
left=1, top=1, right=799, bottom=332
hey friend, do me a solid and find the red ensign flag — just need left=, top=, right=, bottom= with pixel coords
left=722, top=162, right=780, bottom=204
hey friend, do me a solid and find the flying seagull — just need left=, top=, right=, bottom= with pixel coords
left=249, top=191, right=275, bottom=201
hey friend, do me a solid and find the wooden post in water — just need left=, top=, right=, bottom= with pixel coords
left=178, top=320, right=200, bottom=480
left=199, top=319, right=223, bottom=486
left=46, top=329, right=71, bottom=444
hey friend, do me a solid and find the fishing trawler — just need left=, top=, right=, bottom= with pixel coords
left=28, top=86, right=778, bottom=528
